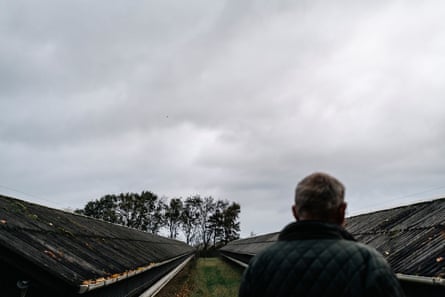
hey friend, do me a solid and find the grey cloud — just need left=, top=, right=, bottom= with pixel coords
left=1, top=1, right=445, bottom=237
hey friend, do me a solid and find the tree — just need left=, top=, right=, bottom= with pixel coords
left=208, top=199, right=227, bottom=246
left=140, top=191, right=165, bottom=234
left=165, top=198, right=183, bottom=239
left=180, top=196, right=202, bottom=245
left=75, top=191, right=166, bottom=234
left=208, top=200, right=240, bottom=245
left=198, top=196, right=215, bottom=250
left=76, top=191, right=241, bottom=248
left=115, top=192, right=147, bottom=229
left=75, top=195, right=119, bottom=224
left=221, top=202, right=241, bottom=244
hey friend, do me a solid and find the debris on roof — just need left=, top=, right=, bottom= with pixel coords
left=346, top=198, right=445, bottom=278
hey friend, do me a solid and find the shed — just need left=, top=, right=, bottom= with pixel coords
left=0, top=195, right=195, bottom=297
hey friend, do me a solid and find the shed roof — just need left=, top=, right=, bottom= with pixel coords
left=0, top=194, right=194, bottom=292
left=221, top=198, right=445, bottom=278
left=220, top=232, right=279, bottom=256
left=346, top=198, right=445, bottom=278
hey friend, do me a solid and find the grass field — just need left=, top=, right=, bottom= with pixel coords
left=156, top=257, right=243, bottom=297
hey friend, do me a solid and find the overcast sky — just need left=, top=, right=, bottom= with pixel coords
left=1, top=1, right=445, bottom=237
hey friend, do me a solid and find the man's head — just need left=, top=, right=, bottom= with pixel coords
left=292, top=172, right=347, bottom=225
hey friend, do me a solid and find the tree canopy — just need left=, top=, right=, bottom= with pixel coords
left=75, top=192, right=240, bottom=249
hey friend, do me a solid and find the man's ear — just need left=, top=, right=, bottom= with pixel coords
left=337, top=202, right=347, bottom=226
left=292, top=205, right=299, bottom=221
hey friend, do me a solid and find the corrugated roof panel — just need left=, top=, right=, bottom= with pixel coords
left=220, top=232, right=279, bottom=255
left=0, top=195, right=194, bottom=289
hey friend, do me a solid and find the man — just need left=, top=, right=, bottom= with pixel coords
left=239, top=172, right=404, bottom=297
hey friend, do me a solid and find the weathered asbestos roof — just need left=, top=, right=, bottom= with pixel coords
left=220, top=232, right=279, bottom=256
left=0, top=195, right=194, bottom=291
left=346, top=198, right=445, bottom=278
left=221, top=198, right=445, bottom=278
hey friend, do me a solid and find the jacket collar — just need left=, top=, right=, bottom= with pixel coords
left=278, top=220, right=356, bottom=241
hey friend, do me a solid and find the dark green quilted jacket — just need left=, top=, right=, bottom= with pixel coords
left=239, top=221, right=405, bottom=297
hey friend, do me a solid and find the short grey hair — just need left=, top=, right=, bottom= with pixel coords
left=294, top=172, right=345, bottom=219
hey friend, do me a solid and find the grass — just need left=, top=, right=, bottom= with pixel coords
left=156, top=257, right=243, bottom=297
left=191, top=258, right=242, bottom=297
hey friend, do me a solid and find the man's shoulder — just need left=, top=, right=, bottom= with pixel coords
left=251, top=238, right=386, bottom=266
left=248, top=240, right=296, bottom=267
left=341, top=240, right=388, bottom=261
left=324, top=239, right=389, bottom=263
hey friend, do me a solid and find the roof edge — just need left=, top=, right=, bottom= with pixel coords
left=348, top=197, right=445, bottom=219
left=396, top=273, right=445, bottom=286
left=78, top=252, right=194, bottom=294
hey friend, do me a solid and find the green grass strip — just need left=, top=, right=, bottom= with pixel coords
left=191, top=258, right=243, bottom=297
